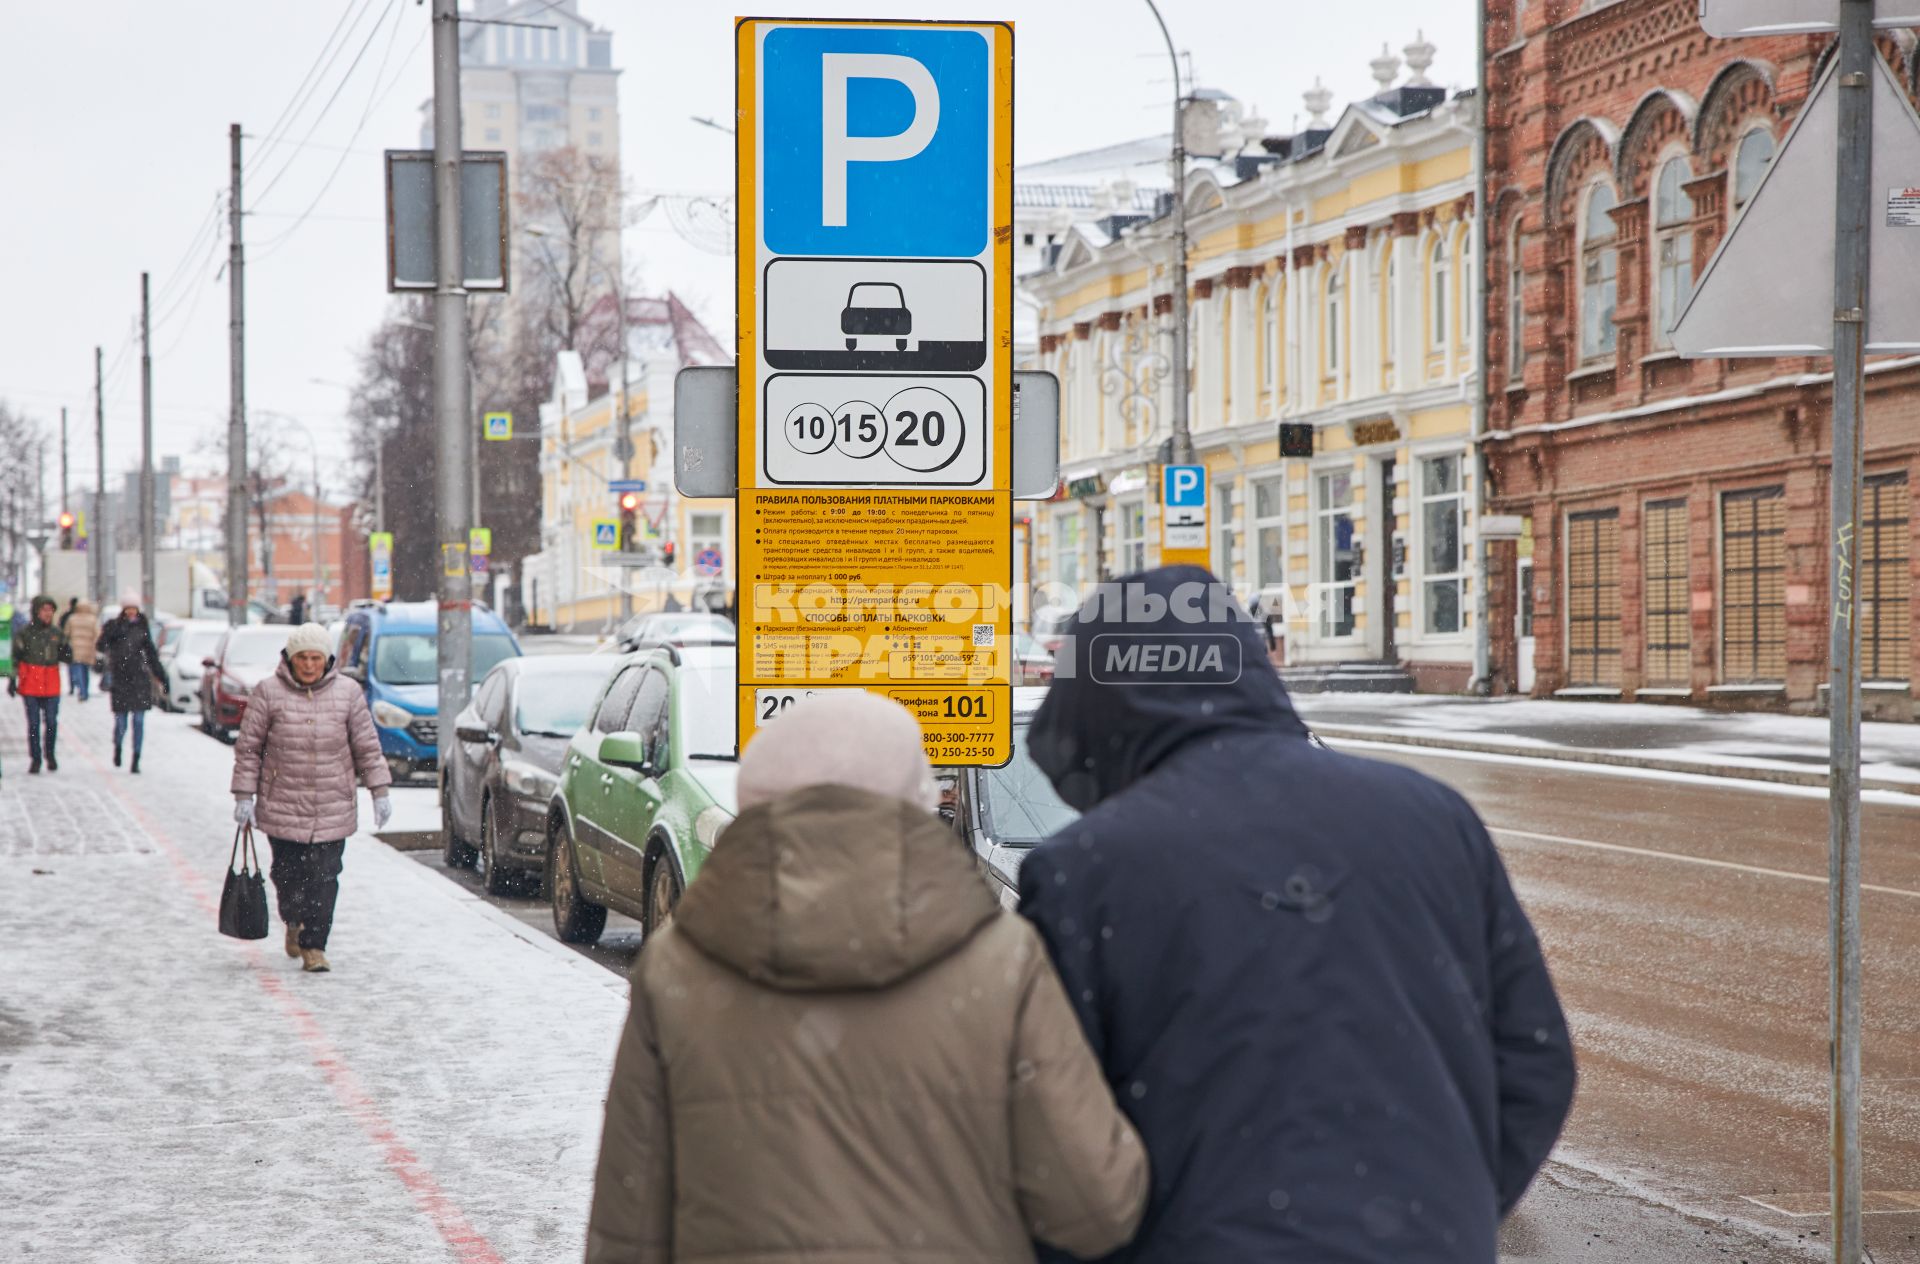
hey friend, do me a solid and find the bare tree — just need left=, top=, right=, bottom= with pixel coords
left=0, top=402, right=48, bottom=594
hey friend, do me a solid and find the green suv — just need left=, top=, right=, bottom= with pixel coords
left=545, top=645, right=738, bottom=944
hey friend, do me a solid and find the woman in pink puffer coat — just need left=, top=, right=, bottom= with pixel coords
left=230, top=623, right=392, bottom=973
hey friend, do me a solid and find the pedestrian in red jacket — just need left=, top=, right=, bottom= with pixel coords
left=8, top=595, right=72, bottom=774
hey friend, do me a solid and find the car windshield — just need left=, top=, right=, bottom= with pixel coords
left=373, top=633, right=517, bottom=686
left=177, top=628, right=227, bottom=660
left=516, top=666, right=614, bottom=736
left=227, top=629, right=293, bottom=665
left=678, top=662, right=738, bottom=759
left=630, top=614, right=734, bottom=644
left=976, top=722, right=1078, bottom=846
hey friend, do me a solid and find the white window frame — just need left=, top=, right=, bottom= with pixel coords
left=1413, top=448, right=1467, bottom=640
left=1731, top=123, right=1774, bottom=213
left=1213, top=479, right=1239, bottom=584
left=1312, top=463, right=1359, bottom=640
left=1325, top=266, right=1343, bottom=377
left=1428, top=236, right=1450, bottom=360
left=1117, top=498, right=1148, bottom=574
left=1382, top=244, right=1399, bottom=390
left=1507, top=215, right=1526, bottom=377
left=1053, top=508, right=1084, bottom=593
left=1652, top=151, right=1694, bottom=351
left=1579, top=180, right=1620, bottom=363
left=1250, top=473, right=1289, bottom=592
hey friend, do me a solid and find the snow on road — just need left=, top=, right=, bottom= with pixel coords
left=1, top=709, right=627, bottom=1263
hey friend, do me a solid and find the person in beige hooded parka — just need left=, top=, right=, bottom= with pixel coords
left=585, top=691, right=1148, bottom=1264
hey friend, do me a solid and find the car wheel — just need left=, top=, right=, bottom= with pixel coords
left=642, top=842, right=683, bottom=942
left=442, top=784, right=477, bottom=869
left=478, top=796, right=518, bottom=897
left=547, top=821, right=606, bottom=945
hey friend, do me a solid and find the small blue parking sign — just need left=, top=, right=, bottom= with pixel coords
left=761, top=25, right=989, bottom=258
left=1163, top=464, right=1206, bottom=509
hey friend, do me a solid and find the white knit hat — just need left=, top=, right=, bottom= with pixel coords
left=736, top=690, right=939, bottom=814
left=284, top=623, right=332, bottom=658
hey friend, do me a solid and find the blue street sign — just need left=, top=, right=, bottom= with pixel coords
left=1163, top=464, right=1206, bottom=509
left=762, top=25, right=989, bottom=258
left=607, top=479, right=648, bottom=493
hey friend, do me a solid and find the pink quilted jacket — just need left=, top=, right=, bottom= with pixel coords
left=231, top=658, right=392, bottom=842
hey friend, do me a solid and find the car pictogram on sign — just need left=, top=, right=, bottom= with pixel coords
left=841, top=282, right=912, bottom=351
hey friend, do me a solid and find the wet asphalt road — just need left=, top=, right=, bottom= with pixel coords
left=399, top=735, right=1920, bottom=1262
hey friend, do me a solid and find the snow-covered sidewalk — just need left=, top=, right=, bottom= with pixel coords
left=1294, top=692, right=1920, bottom=791
left=0, top=704, right=628, bottom=1264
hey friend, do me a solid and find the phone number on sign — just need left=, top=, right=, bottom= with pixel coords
left=927, top=744, right=1001, bottom=761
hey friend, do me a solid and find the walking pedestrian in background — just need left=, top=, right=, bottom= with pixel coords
left=8, top=595, right=71, bottom=774
left=1021, top=566, right=1576, bottom=1263
left=230, top=623, right=392, bottom=974
left=65, top=599, right=98, bottom=702
left=96, top=597, right=166, bottom=773
left=287, top=591, right=307, bottom=627
left=586, top=691, right=1148, bottom=1264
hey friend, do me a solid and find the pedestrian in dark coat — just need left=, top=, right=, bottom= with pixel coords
left=8, top=595, right=72, bottom=773
left=1020, top=565, right=1577, bottom=1264
left=96, top=598, right=167, bottom=773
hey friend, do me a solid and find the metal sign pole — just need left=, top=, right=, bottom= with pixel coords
left=432, top=0, right=473, bottom=766
left=1829, top=2, right=1870, bottom=1260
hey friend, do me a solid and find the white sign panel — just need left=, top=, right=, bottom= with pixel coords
left=1700, top=0, right=1920, bottom=35
left=1672, top=56, right=1920, bottom=357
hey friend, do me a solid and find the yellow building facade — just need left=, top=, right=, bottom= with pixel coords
left=1022, top=84, right=1481, bottom=689
left=526, top=350, right=734, bottom=632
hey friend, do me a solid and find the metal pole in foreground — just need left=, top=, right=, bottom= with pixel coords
left=93, top=347, right=105, bottom=606
left=1828, top=2, right=1870, bottom=1260
left=228, top=122, right=249, bottom=628
left=432, top=0, right=474, bottom=764
left=139, top=272, right=155, bottom=612
left=1144, top=0, right=1192, bottom=465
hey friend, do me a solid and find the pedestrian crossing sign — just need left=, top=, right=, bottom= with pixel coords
left=483, top=411, right=512, bottom=441
left=591, top=519, right=621, bottom=550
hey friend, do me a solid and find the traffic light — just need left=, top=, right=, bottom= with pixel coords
left=661, top=540, right=676, bottom=568
left=57, top=511, right=75, bottom=549
left=618, top=491, right=640, bottom=551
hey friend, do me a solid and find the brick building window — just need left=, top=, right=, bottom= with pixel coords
left=1861, top=472, right=1911, bottom=681
left=1653, top=157, right=1694, bottom=350
left=1644, top=499, right=1690, bottom=685
left=1507, top=216, right=1525, bottom=376
left=1720, top=487, right=1786, bottom=681
left=1732, top=128, right=1774, bottom=212
left=1567, top=510, right=1622, bottom=686
left=1580, top=184, right=1618, bottom=362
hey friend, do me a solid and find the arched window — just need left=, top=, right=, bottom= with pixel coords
left=1580, top=183, right=1619, bottom=362
left=1384, top=252, right=1399, bottom=387
left=1326, top=267, right=1343, bottom=375
left=1461, top=228, right=1475, bottom=346
left=1733, top=127, right=1774, bottom=211
left=1429, top=237, right=1450, bottom=353
left=1653, top=156, right=1694, bottom=349
left=1508, top=216, right=1527, bottom=376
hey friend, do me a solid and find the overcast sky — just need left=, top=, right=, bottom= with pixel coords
left=0, top=1, right=1472, bottom=502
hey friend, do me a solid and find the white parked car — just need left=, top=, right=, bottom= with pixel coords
left=159, top=619, right=232, bottom=713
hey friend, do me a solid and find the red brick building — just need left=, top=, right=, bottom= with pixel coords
left=1483, top=0, right=1918, bottom=717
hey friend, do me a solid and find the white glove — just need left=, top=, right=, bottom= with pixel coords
left=373, top=795, right=393, bottom=829
left=234, top=797, right=256, bottom=827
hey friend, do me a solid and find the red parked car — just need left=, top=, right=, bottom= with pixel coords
left=197, top=625, right=293, bottom=741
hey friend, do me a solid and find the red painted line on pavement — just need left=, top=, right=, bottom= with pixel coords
left=73, top=738, right=507, bottom=1264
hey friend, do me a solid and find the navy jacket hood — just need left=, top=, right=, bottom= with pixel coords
left=1029, top=566, right=1308, bottom=810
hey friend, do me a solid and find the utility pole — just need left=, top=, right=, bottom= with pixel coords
left=1145, top=0, right=1192, bottom=466
left=432, top=0, right=474, bottom=753
left=374, top=437, right=386, bottom=534
left=93, top=346, right=106, bottom=606
left=1828, top=2, right=1870, bottom=1258
left=228, top=122, right=249, bottom=628
left=140, top=271, right=156, bottom=613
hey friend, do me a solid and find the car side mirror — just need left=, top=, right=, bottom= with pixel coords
left=454, top=724, right=495, bottom=744
left=200, top=657, right=216, bottom=669
left=599, top=731, right=654, bottom=775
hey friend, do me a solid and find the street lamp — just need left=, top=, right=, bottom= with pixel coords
left=1143, top=0, right=1193, bottom=466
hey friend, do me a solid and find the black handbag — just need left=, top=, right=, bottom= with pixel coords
left=219, top=825, right=270, bottom=940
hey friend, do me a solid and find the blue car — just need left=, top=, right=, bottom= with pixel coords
left=337, top=601, right=522, bottom=782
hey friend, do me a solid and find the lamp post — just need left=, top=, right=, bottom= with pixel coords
left=1143, top=0, right=1192, bottom=466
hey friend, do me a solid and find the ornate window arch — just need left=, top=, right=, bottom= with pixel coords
left=1428, top=234, right=1451, bottom=358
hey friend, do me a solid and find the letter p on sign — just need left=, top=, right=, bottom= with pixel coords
left=821, top=53, right=939, bottom=227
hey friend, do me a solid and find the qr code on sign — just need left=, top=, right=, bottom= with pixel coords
left=972, top=624, right=996, bottom=647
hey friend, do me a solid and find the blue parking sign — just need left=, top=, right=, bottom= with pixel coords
left=1163, top=464, right=1206, bottom=509
left=761, top=25, right=989, bottom=258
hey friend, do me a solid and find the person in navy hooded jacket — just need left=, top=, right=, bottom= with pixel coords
left=1019, top=566, right=1575, bottom=1263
